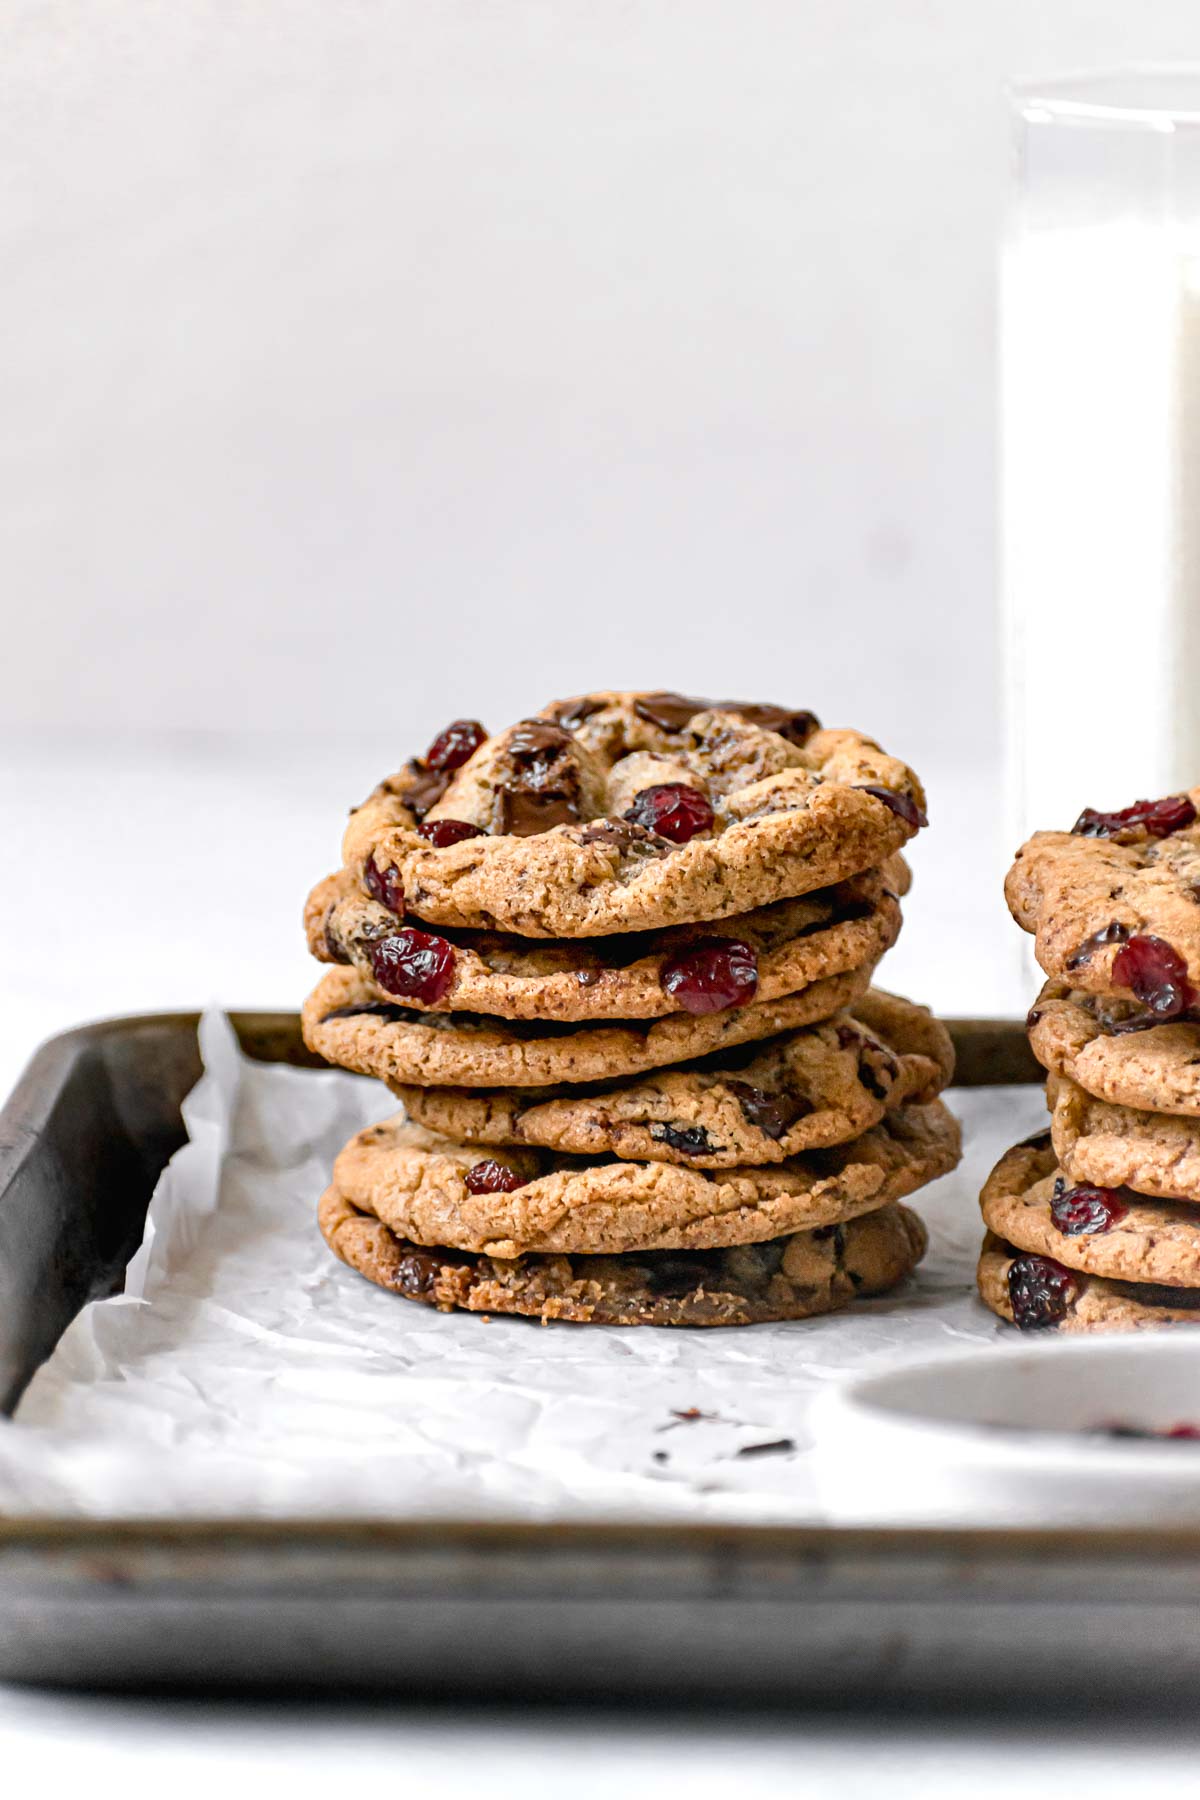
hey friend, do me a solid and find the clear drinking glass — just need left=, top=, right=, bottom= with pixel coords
left=1003, top=67, right=1200, bottom=848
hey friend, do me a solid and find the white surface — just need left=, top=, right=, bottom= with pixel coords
left=3, top=3, right=1200, bottom=758
left=2, top=1013, right=1039, bottom=1520
left=818, top=1335, right=1200, bottom=1524
left=1003, top=223, right=1200, bottom=841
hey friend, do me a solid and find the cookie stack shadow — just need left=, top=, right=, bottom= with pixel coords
left=981, top=788, right=1200, bottom=1333
left=302, top=690, right=962, bottom=1327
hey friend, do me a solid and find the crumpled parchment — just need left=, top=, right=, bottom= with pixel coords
left=0, top=1013, right=1044, bottom=1519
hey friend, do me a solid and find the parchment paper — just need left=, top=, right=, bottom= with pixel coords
left=0, top=1014, right=1045, bottom=1519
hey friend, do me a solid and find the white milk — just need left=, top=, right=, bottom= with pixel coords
left=1002, top=223, right=1200, bottom=846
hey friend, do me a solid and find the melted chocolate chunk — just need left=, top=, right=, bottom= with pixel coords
left=641, top=1253, right=716, bottom=1297
left=649, top=1122, right=718, bottom=1156
left=391, top=1238, right=475, bottom=1300
left=725, top=1078, right=812, bottom=1139
left=397, top=759, right=453, bottom=820
left=633, top=691, right=713, bottom=733
left=1066, top=919, right=1131, bottom=971
left=725, top=704, right=820, bottom=746
left=545, top=696, right=605, bottom=730
left=497, top=721, right=582, bottom=835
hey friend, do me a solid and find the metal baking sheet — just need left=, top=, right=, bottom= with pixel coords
left=4, top=1012, right=1200, bottom=1701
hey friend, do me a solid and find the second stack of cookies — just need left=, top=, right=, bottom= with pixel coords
left=980, top=789, right=1200, bottom=1333
left=303, top=691, right=962, bottom=1327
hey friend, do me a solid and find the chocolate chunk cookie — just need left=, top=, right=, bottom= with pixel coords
left=394, top=991, right=954, bottom=1168
left=1006, top=793, right=1200, bottom=1018
left=318, top=1190, right=928, bottom=1326
left=981, top=1137, right=1200, bottom=1288
left=303, top=960, right=877, bottom=1089
left=978, top=1231, right=1200, bottom=1335
left=331, top=1101, right=959, bottom=1257
left=306, top=861, right=906, bottom=1022
left=343, top=693, right=927, bottom=938
left=1049, top=1071, right=1200, bottom=1203
left=1028, top=979, right=1200, bottom=1118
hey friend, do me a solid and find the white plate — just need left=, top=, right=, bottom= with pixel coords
left=814, top=1334, right=1200, bottom=1524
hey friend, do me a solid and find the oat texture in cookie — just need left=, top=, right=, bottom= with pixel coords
left=978, top=1231, right=1200, bottom=1335
left=395, top=990, right=954, bottom=1167
left=341, top=692, right=927, bottom=937
left=330, top=1100, right=960, bottom=1257
left=1005, top=791, right=1200, bottom=1020
left=1027, top=980, right=1200, bottom=1118
left=318, top=1190, right=928, bottom=1326
left=1049, top=1071, right=1200, bottom=1203
left=306, top=860, right=907, bottom=1021
left=981, top=1137, right=1200, bottom=1289
left=302, top=960, right=878, bottom=1089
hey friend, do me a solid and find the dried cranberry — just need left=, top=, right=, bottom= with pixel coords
left=1111, top=935, right=1196, bottom=1020
left=659, top=939, right=759, bottom=1014
left=363, top=854, right=405, bottom=916
left=856, top=784, right=928, bottom=830
left=1167, top=1425, right=1200, bottom=1440
left=464, top=1159, right=528, bottom=1195
left=1050, top=1181, right=1129, bottom=1236
left=417, top=818, right=485, bottom=847
left=423, top=719, right=487, bottom=773
left=623, top=783, right=714, bottom=844
left=1007, top=1254, right=1079, bottom=1330
left=1073, top=795, right=1197, bottom=839
left=369, top=929, right=456, bottom=1004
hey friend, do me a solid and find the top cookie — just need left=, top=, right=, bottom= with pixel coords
left=1006, top=789, right=1200, bottom=1021
left=341, top=692, right=926, bottom=937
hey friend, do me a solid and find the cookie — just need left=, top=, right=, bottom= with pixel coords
left=1005, top=793, right=1200, bottom=1016
left=342, top=693, right=926, bottom=938
left=303, top=960, right=877, bottom=1089
left=318, top=1189, right=928, bottom=1326
left=981, top=1138, right=1200, bottom=1288
left=330, top=1101, right=959, bottom=1257
left=1028, top=979, right=1200, bottom=1118
left=305, top=861, right=906, bottom=1023
left=978, top=1231, right=1200, bottom=1335
left=394, top=990, right=955, bottom=1168
left=1049, top=1071, right=1200, bottom=1203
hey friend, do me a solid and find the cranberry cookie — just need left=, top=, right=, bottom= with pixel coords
left=1049, top=1071, right=1200, bottom=1203
left=1028, top=979, right=1200, bottom=1118
left=306, top=860, right=906, bottom=1023
left=978, top=1231, right=1200, bottom=1335
left=303, top=960, right=876, bottom=1089
left=981, top=1136, right=1200, bottom=1288
left=318, top=1189, right=928, bottom=1326
left=394, top=991, right=954, bottom=1168
left=330, top=1102, right=959, bottom=1257
left=1006, top=789, right=1200, bottom=1021
left=342, top=693, right=926, bottom=938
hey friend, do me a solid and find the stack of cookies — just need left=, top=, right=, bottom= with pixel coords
left=302, top=691, right=962, bottom=1328
left=980, top=790, right=1200, bottom=1333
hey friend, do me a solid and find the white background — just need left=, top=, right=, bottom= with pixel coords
left=2, top=0, right=1199, bottom=755
left=3, top=1, right=1198, bottom=1784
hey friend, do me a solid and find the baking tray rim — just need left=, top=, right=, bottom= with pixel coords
left=3, top=1002, right=1152, bottom=1563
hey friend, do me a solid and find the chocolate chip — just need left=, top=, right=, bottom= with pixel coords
left=725, top=1079, right=811, bottom=1139
left=633, top=691, right=713, bottom=732
left=392, top=1239, right=474, bottom=1300
left=497, top=789, right=579, bottom=835
left=724, top=705, right=820, bottom=746
left=545, top=696, right=605, bottom=730
left=649, top=1122, right=718, bottom=1156
left=577, top=818, right=669, bottom=856
left=642, top=1254, right=714, bottom=1297
left=398, top=759, right=453, bottom=820
left=496, top=721, right=582, bottom=835
left=1066, top=919, right=1131, bottom=970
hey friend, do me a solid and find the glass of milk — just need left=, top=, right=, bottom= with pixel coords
left=1003, top=67, right=1200, bottom=847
